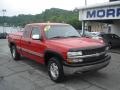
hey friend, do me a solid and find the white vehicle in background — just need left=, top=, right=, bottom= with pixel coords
left=83, top=31, right=103, bottom=40
left=90, top=32, right=104, bottom=40
left=78, top=30, right=104, bottom=40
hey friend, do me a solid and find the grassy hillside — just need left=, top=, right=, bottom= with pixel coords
left=0, top=8, right=81, bottom=29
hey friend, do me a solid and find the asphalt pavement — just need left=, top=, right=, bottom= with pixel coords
left=0, top=39, right=120, bottom=90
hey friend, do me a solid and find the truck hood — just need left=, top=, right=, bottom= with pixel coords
left=47, top=37, right=105, bottom=49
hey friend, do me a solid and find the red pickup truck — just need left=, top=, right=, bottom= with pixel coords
left=8, top=23, right=111, bottom=82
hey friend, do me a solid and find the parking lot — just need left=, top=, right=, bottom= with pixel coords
left=0, top=39, right=120, bottom=90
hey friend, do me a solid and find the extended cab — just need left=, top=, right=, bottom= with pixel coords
left=8, top=23, right=111, bottom=82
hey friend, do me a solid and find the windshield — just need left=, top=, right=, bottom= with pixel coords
left=44, top=25, right=80, bottom=39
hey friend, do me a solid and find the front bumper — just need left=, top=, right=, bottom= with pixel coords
left=63, top=55, right=111, bottom=75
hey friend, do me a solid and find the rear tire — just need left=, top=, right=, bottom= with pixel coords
left=48, top=57, right=64, bottom=82
left=11, top=45, right=21, bottom=60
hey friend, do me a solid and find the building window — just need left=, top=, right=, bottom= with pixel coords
left=88, top=26, right=91, bottom=32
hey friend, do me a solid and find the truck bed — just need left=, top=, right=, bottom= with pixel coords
left=8, top=31, right=23, bottom=44
left=9, top=31, right=23, bottom=36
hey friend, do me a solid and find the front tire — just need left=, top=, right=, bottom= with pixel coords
left=48, top=57, right=64, bottom=82
left=11, top=45, right=21, bottom=60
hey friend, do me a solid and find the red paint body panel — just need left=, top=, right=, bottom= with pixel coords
left=8, top=23, right=105, bottom=64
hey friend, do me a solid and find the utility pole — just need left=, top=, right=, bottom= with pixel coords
left=85, top=0, right=87, bottom=6
left=82, top=0, right=87, bottom=36
left=2, top=9, right=6, bottom=33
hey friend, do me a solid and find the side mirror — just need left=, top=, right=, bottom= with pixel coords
left=32, top=34, right=40, bottom=40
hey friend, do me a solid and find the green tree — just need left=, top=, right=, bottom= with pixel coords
left=0, top=8, right=82, bottom=29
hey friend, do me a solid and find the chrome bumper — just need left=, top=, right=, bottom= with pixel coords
left=63, top=55, right=111, bottom=75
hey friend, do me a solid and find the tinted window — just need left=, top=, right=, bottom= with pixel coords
left=103, top=34, right=111, bottom=39
left=112, top=34, right=120, bottom=39
left=44, top=25, right=80, bottom=39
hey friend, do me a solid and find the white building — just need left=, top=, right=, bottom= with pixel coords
left=79, top=1, right=120, bottom=36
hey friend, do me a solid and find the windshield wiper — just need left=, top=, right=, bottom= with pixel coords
left=50, top=36, right=65, bottom=39
left=67, top=36, right=80, bottom=38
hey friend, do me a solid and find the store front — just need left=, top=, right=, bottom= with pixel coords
left=79, top=1, right=120, bottom=36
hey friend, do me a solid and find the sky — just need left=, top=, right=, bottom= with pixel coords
left=0, top=0, right=109, bottom=16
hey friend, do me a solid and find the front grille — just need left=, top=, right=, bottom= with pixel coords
left=69, top=46, right=107, bottom=65
left=83, top=54, right=105, bottom=63
left=80, top=46, right=106, bottom=64
left=82, top=46, right=105, bottom=55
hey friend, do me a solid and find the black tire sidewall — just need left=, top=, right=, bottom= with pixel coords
left=11, top=45, right=20, bottom=60
left=48, top=57, right=64, bottom=82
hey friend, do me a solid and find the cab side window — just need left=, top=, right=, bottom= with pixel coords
left=23, top=25, right=31, bottom=38
left=31, top=27, right=41, bottom=38
left=112, top=34, right=120, bottom=39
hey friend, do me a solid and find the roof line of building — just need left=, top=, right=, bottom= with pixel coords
left=79, top=1, right=120, bottom=10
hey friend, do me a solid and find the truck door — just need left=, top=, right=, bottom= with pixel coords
left=28, top=26, right=45, bottom=64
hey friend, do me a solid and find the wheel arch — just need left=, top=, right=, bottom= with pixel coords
left=44, top=50, right=64, bottom=66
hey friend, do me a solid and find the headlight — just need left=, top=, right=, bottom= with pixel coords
left=67, top=51, right=83, bottom=63
left=67, top=51, right=82, bottom=58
